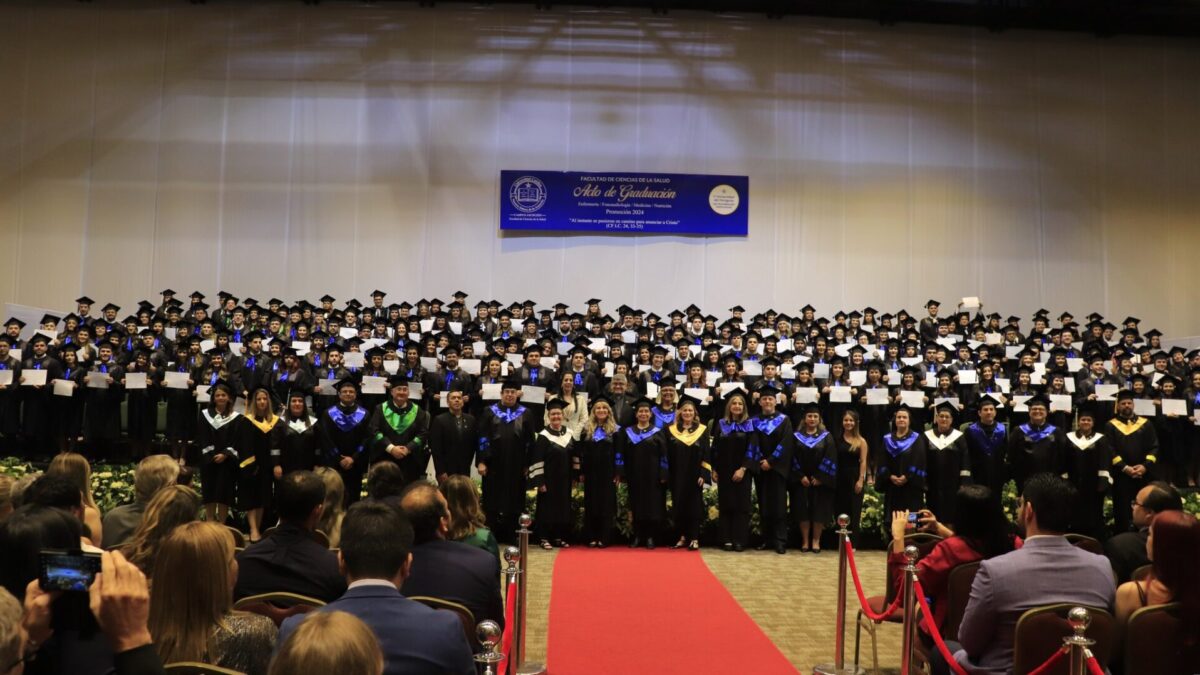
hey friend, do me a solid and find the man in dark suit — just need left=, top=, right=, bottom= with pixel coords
left=398, top=481, right=504, bottom=630
left=234, top=471, right=346, bottom=603
left=942, top=473, right=1116, bottom=675
left=277, top=501, right=474, bottom=675
left=1103, top=481, right=1182, bottom=583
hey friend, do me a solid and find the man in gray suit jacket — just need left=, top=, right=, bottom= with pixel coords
left=948, top=473, right=1115, bottom=675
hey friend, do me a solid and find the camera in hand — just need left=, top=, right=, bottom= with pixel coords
left=39, top=550, right=102, bottom=592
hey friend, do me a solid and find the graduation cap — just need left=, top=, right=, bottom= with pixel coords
left=1116, top=388, right=1137, bottom=402
left=522, top=343, right=542, bottom=356
left=632, top=396, right=656, bottom=409
left=933, top=400, right=959, bottom=416
left=728, top=305, right=745, bottom=313
left=101, top=303, right=121, bottom=313
left=585, top=298, right=602, bottom=306
left=925, top=299, right=940, bottom=308
left=1144, top=329, right=1163, bottom=339
left=319, top=294, right=336, bottom=303
left=398, top=301, right=413, bottom=310
left=191, top=302, right=210, bottom=311
left=3, top=317, right=25, bottom=329
left=387, top=374, right=410, bottom=389
left=453, top=291, right=469, bottom=300
left=501, top=376, right=523, bottom=391
left=545, top=398, right=569, bottom=413
left=799, top=304, right=816, bottom=313
left=38, top=314, right=60, bottom=326
left=190, top=291, right=206, bottom=301
left=1122, top=317, right=1141, bottom=326
left=370, top=290, right=387, bottom=298
left=1025, top=394, right=1050, bottom=409
left=720, top=387, right=748, bottom=403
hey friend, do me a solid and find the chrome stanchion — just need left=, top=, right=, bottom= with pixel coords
left=515, top=513, right=546, bottom=675
left=1064, top=606, right=1094, bottom=675
left=503, top=546, right=521, bottom=675
left=814, top=514, right=866, bottom=675
left=900, top=545, right=919, bottom=675
left=474, top=620, right=504, bottom=675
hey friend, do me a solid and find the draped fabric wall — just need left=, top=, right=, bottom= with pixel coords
left=1, top=2, right=1199, bottom=334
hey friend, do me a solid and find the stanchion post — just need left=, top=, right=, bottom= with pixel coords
left=900, top=545, right=919, bottom=675
left=515, top=514, right=546, bottom=675
left=503, top=547, right=521, bottom=675
left=474, top=620, right=504, bottom=675
left=814, top=514, right=864, bottom=675
left=1064, top=606, right=1094, bottom=675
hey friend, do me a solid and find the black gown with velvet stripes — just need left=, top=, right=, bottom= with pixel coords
left=529, top=426, right=576, bottom=528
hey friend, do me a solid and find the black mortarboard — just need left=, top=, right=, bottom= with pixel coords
left=3, top=317, right=25, bottom=328
left=925, top=299, right=940, bottom=308
left=545, top=398, right=568, bottom=412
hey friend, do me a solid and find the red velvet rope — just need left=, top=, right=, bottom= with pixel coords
left=912, top=579, right=969, bottom=675
left=1085, top=652, right=1107, bottom=675
left=844, top=537, right=904, bottom=622
left=499, top=580, right=518, bottom=674
left=1025, top=646, right=1068, bottom=675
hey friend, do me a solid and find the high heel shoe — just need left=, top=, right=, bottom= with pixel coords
left=688, top=540, right=700, bottom=551
left=672, top=538, right=687, bottom=550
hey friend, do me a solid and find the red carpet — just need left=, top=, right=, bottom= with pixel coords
left=546, top=549, right=797, bottom=674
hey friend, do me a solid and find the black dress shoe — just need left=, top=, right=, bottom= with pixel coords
left=722, top=542, right=734, bottom=552
left=755, top=542, right=768, bottom=551
left=733, top=543, right=745, bottom=552
left=646, top=538, right=655, bottom=550
left=775, top=545, right=787, bottom=555
left=629, top=538, right=641, bottom=548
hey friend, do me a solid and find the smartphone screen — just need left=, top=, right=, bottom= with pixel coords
left=39, top=550, right=102, bottom=592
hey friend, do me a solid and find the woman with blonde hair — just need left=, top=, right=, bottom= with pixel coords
left=580, top=396, right=619, bottom=547
left=46, top=451, right=103, bottom=545
left=314, top=466, right=346, bottom=548
left=149, top=521, right=277, bottom=674
left=439, top=474, right=499, bottom=557
left=268, top=610, right=383, bottom=675
left=122, top=484, right=202, bottom=573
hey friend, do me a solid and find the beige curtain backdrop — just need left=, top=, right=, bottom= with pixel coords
left=1, top=2, right=1198, bottom=335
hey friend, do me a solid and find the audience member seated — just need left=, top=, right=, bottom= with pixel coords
left=314, top=466, right=346, bottom=548
left=0, top=550, right=167, bottom=675
left=277, top=501, right=474, bottom=675
left=0, top=475, right=14, bottom=522
left=235, top=471, right=347, bottom=603
left=149, top=522, right=277, bottom=675
left=46, top=453, right=105, bottom=546
left=21, top=476, right=101, bottom=552
left=268, top=610, right=383, bottom=675
left=440, top=475, right=500, bottom=558
left=943, top=473, right=1116, bottom=675
left=8, top=474, right=40, bottom=511
left=887, top=485, right=1022, bottom=634
left=0, top=505, right=119, bottom=674
left=398, top=482, right=504, bottom=630
left=366, top=462, right=407, bottom=503
left=1105, top=481, right=1182, bottom=583
left=121, top=485, right=201, bottom=575
left=102, top=455, right=179, bottom=550
left=1114, top=511, right=1200, bottom=665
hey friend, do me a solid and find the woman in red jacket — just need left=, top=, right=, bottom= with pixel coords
left=887, top=484, right=1022, bottom=634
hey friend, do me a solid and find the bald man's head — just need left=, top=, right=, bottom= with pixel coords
left=398, top=481, right=449, bottom=544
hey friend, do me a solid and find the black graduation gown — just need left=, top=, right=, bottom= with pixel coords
left=83, top=361, right=124, bottom=441
left=317, top=403, right=372, bottom=505
left=270, top=367, right=314, bottom=408
left=429, top=411, right=478, bottom=477
left=0, top=356, right=21, bottom=438
left=617, top=425, right=669, bottom=525
left=1151, top=397, right=1188, bottom=481
left=923, top=428, right=970, bottom=524
left=856, top=383, right=892, bottom=466
left=1064, top=431, right=1113, bottom=539
left=20, top=355, right=62, bottom=444
left=368, top=400, right=431, bottom=485
left=529, top=427, right=576, bottom=528
left=819, top=384, right=856, bottom=435
left=50, top=364, right=87, bottom=444
left=195, top=408, right=241, bottom=505
left=791, top=429, right=838, bottom=523
left=1106, top=415, right=1160, bottom=532
left=122, top=365, right=159, bottom=443
left=1007, top=423, right=1065, bottom=491
left=876, top=431, right=927, bottom=513
left=666, top=424, right=711, bottom=540
left=277, top=416, right=320, bottom=475
left=709, top=419, right=756, bottom=545
left=310, top=365, right=350, bottom=416
left=477, top=403, right=538, bottom=537
left=963, top=422, right=1008, bottom=495
left=237, top=415, right=283, bottom=510
left=163, top=358, right=201, bottom=441
left=580, top=425, right=619, bottom=542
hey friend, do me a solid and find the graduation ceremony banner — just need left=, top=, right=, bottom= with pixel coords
left=500, top=170, right=749, bottom=236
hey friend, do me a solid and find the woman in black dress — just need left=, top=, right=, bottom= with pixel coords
left=833, top=409, right=870, bottom=538
left=277, top=390, right=320, bottom=476
left=791, top=403, right=838, bottom=552
left=239, top=386, right=282, bottom=543
left=530, top=398, right=576, bottom=549
left=618, top=397, right=668, bottom=549
left=50, top=348, right=87, bottom=454
left=123, top=348, right=159, bottom=460
left=667, top=396, right=710, bottom=551
left=708, top=390, right=756, bottom=551
left=580, top=396, right=619, bottom=547
left=165, top=341, right=202, bottom=463
left=195, top=380, right=239, bottom=525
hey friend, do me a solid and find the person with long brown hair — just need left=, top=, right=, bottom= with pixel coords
left=439, top=474, right=499, bottom=557
left=314, top=466, right=346, bottom=548
left=834, top=409, right=870, bottom=535
left=1115, top=510, right=1200, bottom=663
left=46, top=451, right=104, bottom=546
left=121, top=484, right=201, bottom=574
left=148, top=521, right=276, bottom=674
left=240, top=386, right=282, bottom=543
left=268, top=610, right=383, bottom=675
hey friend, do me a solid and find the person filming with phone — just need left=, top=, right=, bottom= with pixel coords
left=887, top=484, right=1023, bottom=639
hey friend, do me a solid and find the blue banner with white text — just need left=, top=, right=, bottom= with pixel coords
left=499, top=170, right=748, bottom=236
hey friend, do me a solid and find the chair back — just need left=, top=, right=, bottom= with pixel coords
left=233, top=592, right=325, bottom=627
left=884, top=533, right=945, bottom=604
left=942, top=561, right=981, bottom=640
left=409, top=595, right=478, bottom=650
left=163, top=663, right=243, bottom=674
left=1129, top=563, right=1153, bottom=582
left=224, top=525, right=247, bottom=548
left=1012, top=604, right=1115, bottom=675
left=1064, top=533, right=1104, bottom=556
left=1124, top=602, right=1200, bottom=675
